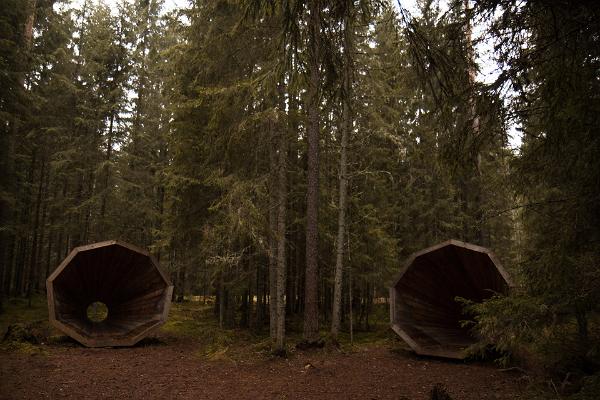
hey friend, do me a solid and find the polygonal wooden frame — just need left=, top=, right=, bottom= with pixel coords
left=389, top=239, right=513, bottom=359
left=47, top=240, right=173, bottom=347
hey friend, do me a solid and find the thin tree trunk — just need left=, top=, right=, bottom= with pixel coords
left=82, top=167, right=94, bottom=244
left=268, top=119, right=278, bottom=340
left=34, top=165, right=50, bottom=292
left=155, top=168, right=166, bottom=261
left=464, top=0, right=484, bottom=244
left=219, top=270, right=225, bottom=328
left=348, top=225, right=353, bottom=344
left=288, top=89, right=301, bottom=316
left=303, top=0, right=321, bottom=344
left=275, top=99, right=288, bottom=353
left=45, top=228, right=53, bottom=281
left=72, top=172, right=85, bottom=248
left=331, top=9, right=352, bottom=340
left=99, top=112, right=115, bottom=237
left=16, top=149, right=37, bottom=296
left=8, top=236, right=18, bottom=296
left=44, top=176, right=60, bottom=280
left=179, top=262, right=188, bottom=303
left=24, top=0, right=37, bottom=48
left=53, top=178, right=68, bottom=271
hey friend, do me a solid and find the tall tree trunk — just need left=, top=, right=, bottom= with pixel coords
left=219, top=269, right=225, bottom=328
left=155, top=139, right=167, bottom=261
left=268, top=119, right=278, bottom=340
left=288, top=88, right=301, bottom=316
left=53, top=178, right=68, bottom=270
left=24, top=0, right=37, bottom=48
left=348, top=221, right=353, bottom=344
left=464, top=0, right=484, bottom=244
left=275, top=99, right=288, bottom=353
left=72, top=172, right=85, bottom=247
left=7, top=238, right=17, bottom=296
left=331, top=9, right=353, bottom=340
left=131, top=0, right=150, bottom=171
left=45, top=228, right=53, bottom=281
left=34, top=165, right=50, bottom=292
left=15, top=149, right=37, bottom=296
left=26, top=159, right=46, bottom=300
left=99, top=112, right=115, bottom=237
left=303, top=0, right=321, bottom=344
left=81, top=168, right=94, bottom=244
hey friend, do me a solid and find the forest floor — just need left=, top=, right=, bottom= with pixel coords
left=0, top=298, right=528, bottom=400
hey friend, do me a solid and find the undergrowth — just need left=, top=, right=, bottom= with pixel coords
left=0, top=296, right=53, bottom=354
left=161, top=301, right=396, bottom=360
left=0, top=296, right=48, bottom=334
left=1, top=296, right=395, bottom=363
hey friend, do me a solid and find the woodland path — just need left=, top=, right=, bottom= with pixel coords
left=0, top=341, right=524, bottom=400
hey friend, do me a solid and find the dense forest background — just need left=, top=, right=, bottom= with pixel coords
left=1, top=0, right=599, bottom=388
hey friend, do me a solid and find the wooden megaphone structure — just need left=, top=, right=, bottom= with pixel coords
left=389, top=240, right=513, bottom=359
left=47, top=240, right=173, bottom=347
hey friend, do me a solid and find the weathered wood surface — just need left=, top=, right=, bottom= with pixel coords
left=390, top=239, right=512, bottom=359
left=46, top=240, right=173, bottom=347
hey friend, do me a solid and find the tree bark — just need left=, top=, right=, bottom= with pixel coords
left=331, top=8, right=352, bottom=340
left=15, top=149, right=37, bottom=296
left=303, top=0, right=321, bottom=344
left=275, top=97, right=288, bottom=353
left=219, top=270, right=225, bottom=328
left=34, top=164, right=50, bottom=292
left=348, top=260, right=353, bottom=343
left=268, top=119, right=278, bottom=340
left=99, top=112, right=115, bottom=237
left=24, top=0, right=37, bottom=48
left=464, top=0, right=484, bottom=244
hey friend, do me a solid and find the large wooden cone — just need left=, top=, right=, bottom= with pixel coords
left=47, top=240, right=173, bottom=347
left=389, top=239, right=512, bottom=359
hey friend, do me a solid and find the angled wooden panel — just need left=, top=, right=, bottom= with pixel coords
left=46, top=241, right=173, bottom=347
left=390, top=239, right=513, bottom=359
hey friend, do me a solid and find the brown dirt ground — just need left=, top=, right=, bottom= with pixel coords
left=0, top=338, right=525, bottom=400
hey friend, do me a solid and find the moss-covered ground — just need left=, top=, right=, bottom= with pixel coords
left=1, top=295, right=399, bottom=361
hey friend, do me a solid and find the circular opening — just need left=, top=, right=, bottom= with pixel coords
left=87, top=301, right=108, bottom=323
